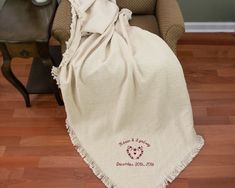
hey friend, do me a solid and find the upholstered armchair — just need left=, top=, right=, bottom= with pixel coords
left=52, top=0, right=185, bottom=54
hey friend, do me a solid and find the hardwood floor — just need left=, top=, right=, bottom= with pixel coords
left=0, top=34, right=235, bottom=188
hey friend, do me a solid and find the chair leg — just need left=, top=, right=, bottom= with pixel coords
left=41, top=58, right=64, bottom=106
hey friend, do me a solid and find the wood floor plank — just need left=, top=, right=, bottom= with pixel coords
left=217, top=68, right=235, bottom=77
left=0, top=127, right=65, bottom=136
left=188, top=178, right=235, bottom=188
left=189, top=91, right=235, bottom=100
left=0, top=136, right=21, bottom=146
left=199, top=143, right=235, bottom=155
left=195, top=125, right=235, bottom=144
left=178, top=44, right=235, bottom=58
left=3, top=146, right=76, bottom=156
left=38, top=156, right=87, bottom=168
left=0, top=168, right=24, bottom=180
left=188, top=84, right=235, bottom=92
left=191, top=99, right=235, bottom=107
left=19, top=136, right=71, bottom=147
left=0, top=109, right=14, bottom=119
left=22, top=168, right=94, bottom=180
left=191, top=106, right=207, bottom=117
left=6, top=179, right=85, bottom=188
left=207, top=106, right=235, bottom=116
left=0, top=169, right=10, bottom=180
left=13, top=108, right=66, bottom=118
left=168, top=179, right=189, bottom=188
left=0, top=157, right=39, bottom=168
left=194, top=116, right=230, bottom=125
left=180, top=166, right=235, bottom=178
left=178, top=33, right=235, bottom=46
left=186, top=75, right=235, bottom=84
left=0, top=118, right=65, bottom=127
left=229, top=116, right=235, bottom=124
left=190, top=155, right=235, bottom=166
left=0, top=146, right=5, bottom=156
left=85, top=182, right=105, bottom=188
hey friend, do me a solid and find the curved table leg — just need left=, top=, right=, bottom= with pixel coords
left=1, top=58, right=31, bottom=107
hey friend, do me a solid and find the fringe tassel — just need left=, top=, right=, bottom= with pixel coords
left=51, top=0, right=77, bottom=87
left=65, top=119, right=117, bottom=188
left=51, top=66, right=60, bottom=88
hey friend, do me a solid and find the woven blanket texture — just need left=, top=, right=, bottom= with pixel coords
left=52, top=0, right=204, bottom=187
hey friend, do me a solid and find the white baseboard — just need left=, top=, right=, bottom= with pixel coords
left=185, top=22, right=235, bottom=32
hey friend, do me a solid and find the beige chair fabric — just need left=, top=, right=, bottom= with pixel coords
left=52, top=0, right=184, bottom=54
left=156, top=0, right=185, bottom=54
left=130, top=15, right=159, bottom=35
left=117, top=0, right=156, bottom=14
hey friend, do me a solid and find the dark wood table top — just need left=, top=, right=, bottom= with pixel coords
left=0, top=0, right=57, bottom=43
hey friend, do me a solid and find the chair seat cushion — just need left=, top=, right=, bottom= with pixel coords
left=117, top=0, right=157, bottom=15
left=129, top=15, right=160, bottom=35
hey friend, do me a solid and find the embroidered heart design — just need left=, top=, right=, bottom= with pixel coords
left=126, top=145, right=144, bottom=160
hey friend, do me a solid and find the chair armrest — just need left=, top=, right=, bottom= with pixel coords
left=52, top=0, right=72, bottom=53
left=156, top=0, right=185, bottom=53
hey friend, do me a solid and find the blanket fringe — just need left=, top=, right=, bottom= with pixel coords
left=65, top=119, right=117, bottom=188
left=65, top=118, right=204, bottom=188
left=51, top=1, right=77, bottom=88
left=51, top=66, right=60, bottom=87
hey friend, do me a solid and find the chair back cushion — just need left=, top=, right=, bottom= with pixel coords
left=117, top=0, right=156, bottom=15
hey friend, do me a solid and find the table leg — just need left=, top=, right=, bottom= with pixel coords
left=41, top=58, right=64, bottom=106
left=1, top=58, right=31, bottom=107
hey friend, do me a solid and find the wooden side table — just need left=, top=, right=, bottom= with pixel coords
left=0, top=0, right=63, bottom=107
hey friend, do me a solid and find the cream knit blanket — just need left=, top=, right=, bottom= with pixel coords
left=52, top=0, right=204, bottom=187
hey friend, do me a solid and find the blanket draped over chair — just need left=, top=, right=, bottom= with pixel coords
left=52, top=0, right=204, bottom=187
